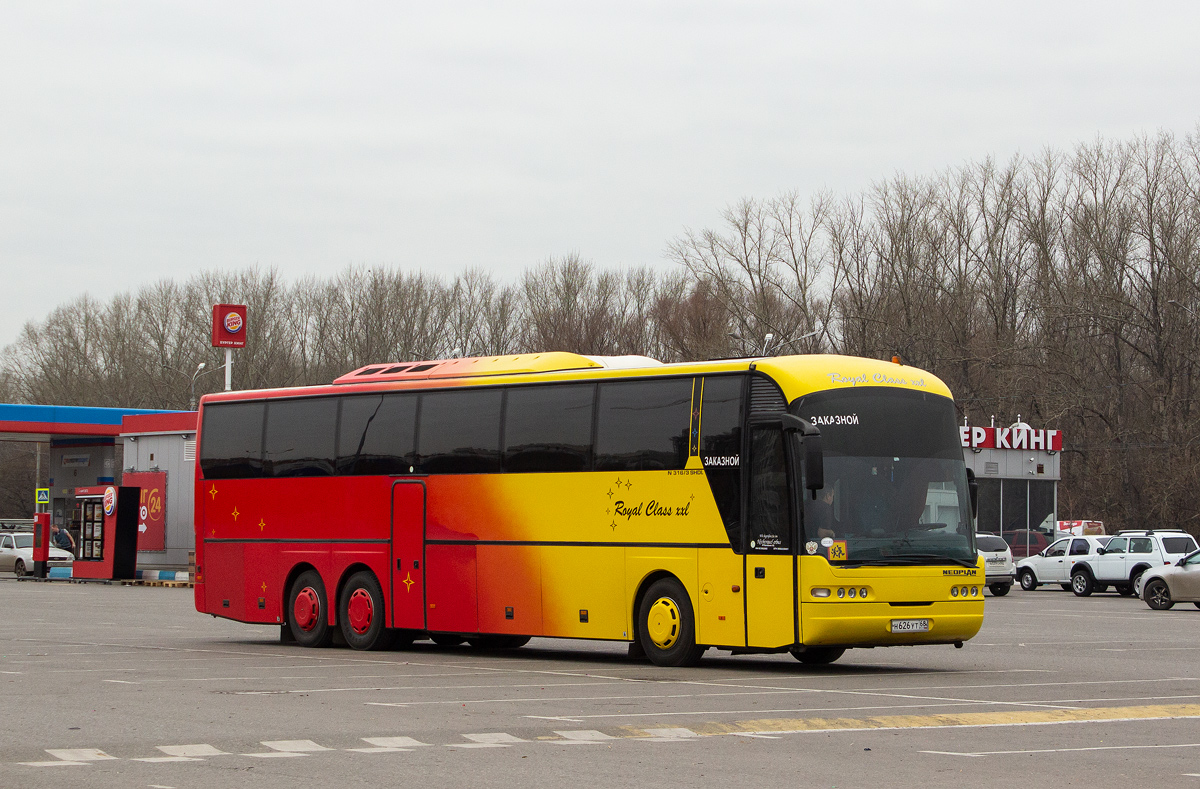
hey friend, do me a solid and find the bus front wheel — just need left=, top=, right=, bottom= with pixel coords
left=637, top=578, right=705, bottom=667
left=288, top=570, right=334, bottom=648
left=339, top=571, right=391, bottom=650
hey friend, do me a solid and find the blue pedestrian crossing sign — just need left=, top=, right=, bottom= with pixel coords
left=35, top=488, right=49, bottom=505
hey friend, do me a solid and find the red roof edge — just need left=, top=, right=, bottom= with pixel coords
left=121, top=412, right=198, bottom=435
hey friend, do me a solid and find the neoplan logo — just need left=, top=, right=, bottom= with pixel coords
left=942, top=568, right=977, bottom=576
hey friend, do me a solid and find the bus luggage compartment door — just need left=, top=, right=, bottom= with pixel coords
left=391, top=481, right=426, bottom=630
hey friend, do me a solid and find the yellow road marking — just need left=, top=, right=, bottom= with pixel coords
left=655, top=704, right=1200, bottom=737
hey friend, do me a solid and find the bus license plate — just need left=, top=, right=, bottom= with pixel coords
left=890, top=619, right=930, bottom=633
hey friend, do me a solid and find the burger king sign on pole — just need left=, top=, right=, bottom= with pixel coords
left=211, top=304, right=247, bottom=392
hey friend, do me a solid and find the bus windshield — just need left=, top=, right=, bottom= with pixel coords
left=793, top=387, right=976, bottom=566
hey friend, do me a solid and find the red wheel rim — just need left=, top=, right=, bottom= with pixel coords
left=293, top=587, right=320, bottom=632
left=348, top=588, right=374, bottom=634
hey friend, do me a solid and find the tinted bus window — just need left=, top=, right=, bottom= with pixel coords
left=418, top=389, right=503, bottom=473
left=594, top=378, right=692, bottom=472
left=504, top=384, right=594, bottom=473
left=199, top=402, right=265, bottom=479
left=700, top=375, right=743, bottom=548
left=747, top=427, right=790, bottom=552
left=264, top=397, right=338, bottom=477
left=338, top=393, right=417, bottom=475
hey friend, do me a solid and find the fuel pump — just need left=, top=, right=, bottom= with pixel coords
left=32, top=512, right=50, bottom=578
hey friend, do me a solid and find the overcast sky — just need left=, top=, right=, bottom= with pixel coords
left=1, top=1, right=1196, bottom=347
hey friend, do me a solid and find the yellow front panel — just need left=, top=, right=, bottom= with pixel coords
left=696, top=548, right=745, bottom=647
left=746, top=554, right=795, bottom=648
left=541, top=546, right=626, bottom=639
left=798, top=555, right=985, bottom=646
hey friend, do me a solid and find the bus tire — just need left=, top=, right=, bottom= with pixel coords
left=288, top=570, right=334, bottom=648
left=339, top=571, right=390, bottom=650
left=790, top=647, right=845, bottom=665
left=637, top=577, right=704, bottom=667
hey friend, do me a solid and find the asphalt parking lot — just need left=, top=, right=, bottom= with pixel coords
left=1, top=579, right=1198, bottom=788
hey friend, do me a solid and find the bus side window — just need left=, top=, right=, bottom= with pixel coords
left=747, top=427, right=791, bottom=553
left=418, top=389, right=503, bottom=474
left=264, top=397, right=337, bottom=477
left=337, top=393, right=417, bottom=475
left=199, top=402, right=265, bottom=479
left=700, top=376, right=744, bottom=551
left=594, top=378, right=692, bottom=472
left=503, top=384, right=594, bottom=473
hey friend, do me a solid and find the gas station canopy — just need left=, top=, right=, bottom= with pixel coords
left=0, top=404, right=178, bottom=442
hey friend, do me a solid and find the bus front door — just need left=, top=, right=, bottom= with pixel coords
left=744, top=426, right=798, bottom=649
left=391, top=481, right=426, bottom=630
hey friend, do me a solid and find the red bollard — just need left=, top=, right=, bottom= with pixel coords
left=32, top=513, right=51, bottom=578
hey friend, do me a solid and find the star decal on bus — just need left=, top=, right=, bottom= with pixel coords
left=231, top=507, right=239, bottom=521
left=610, top=520, right=617, bottom=531
left=261, top=581, right=267, bottom=593
left=402, top=572, right=415, bottom=592
left=607, top=488, right=613, bottom=498
left=209, top=484, right=218, bottom=500
left=258, top=518, right=266, bottom=532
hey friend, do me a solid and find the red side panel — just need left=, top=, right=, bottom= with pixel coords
left=426, top=544, right=477, bottom=633
left=391, top=482, right=426, bottom=630
left=477, top=544, right=542, bottom=636
left=204, top=542, right=245, bottom=620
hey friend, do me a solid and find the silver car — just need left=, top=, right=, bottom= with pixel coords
left=1140, top=549, right=1200, bottom=610
left=0, top=532, right=75, bottom=576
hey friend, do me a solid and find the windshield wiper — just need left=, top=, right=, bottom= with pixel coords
left=887, top=553, right=977, bottom=568
left=838, top=554, right=977, bottom=569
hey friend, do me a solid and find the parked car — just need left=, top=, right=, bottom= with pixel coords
left=1016, top=535, right=1110, bottom=592
left=1139, top=549, right=1200, bottom=610
left=977, top=533, right=1014, bottom=596
left=0, top=532, right=74, bottom=576
left=1071, top=530, right=1199, bottom=597
left=1002, top=530, right=1054, bottom=560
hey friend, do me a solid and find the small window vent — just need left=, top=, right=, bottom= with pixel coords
left=183, top=439, right=196, bottom=462
left=984, top=461, right=999, bottom=475
left=748, top=376, right=786, bottom=416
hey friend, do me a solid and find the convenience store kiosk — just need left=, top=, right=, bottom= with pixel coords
left=72, top=486, right=139, bottom=580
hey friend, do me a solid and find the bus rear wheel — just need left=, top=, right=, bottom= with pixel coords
left=339, top=571, right=391, bottom=650
left=790, top=647, right=845, bottom=665
left=637, top=578, right=704, bottom=667
left=288, top=570, right=334, bottom=648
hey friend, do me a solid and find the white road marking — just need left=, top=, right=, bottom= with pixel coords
left=243, top=752, right=308, bottom=758
left=157, top=744, right=229, bottom=757
left=344, top=747, right=413, bottom=753
left=732, top=733, right=782, bottom=739
left=464, top=733, right=528, bottom=744
left=548, top=730, right=616, bottom=745
left=641, top=728, right=700, bottom=740
left=18, top=760, right=88, bottom=767
left=360, top=736, right=431, bottom=748
left=923, top=742, right=1200, bottom=757
left=103, top=679, right=139, bottom=684
left=527, top=715, right=586, bottom=723
left=261, top=739, right=331, bottom=752
left=132, top=757, right=202, bottom=763
left=45, top=748, right=116, bottom=761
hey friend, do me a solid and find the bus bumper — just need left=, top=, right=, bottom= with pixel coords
left=801, top=600, right=984, bottom=647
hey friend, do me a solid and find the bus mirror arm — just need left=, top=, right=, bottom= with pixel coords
left=780, top=415, right=824, bottom=497
left=966, top=467, right=979, bottom=519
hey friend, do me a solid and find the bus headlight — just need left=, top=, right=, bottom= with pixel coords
left=812, top=588, right=831, bottom=598
left=837, top=587, right=846, bottom=598
left=971, top=586, right=979, bottom=597
left=860, top=587, right=868, bottom=598
left=951, top=587, right=959, bottom=597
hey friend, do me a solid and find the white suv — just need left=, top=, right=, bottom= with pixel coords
left=976, top=534, right=1014, bottom=596
left=1070, top=530, right=1198, bottom=597
left=1016, top=536, right=1110, bottom=593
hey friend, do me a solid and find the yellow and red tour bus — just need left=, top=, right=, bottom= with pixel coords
left=193, top=352, right=984, bottom=666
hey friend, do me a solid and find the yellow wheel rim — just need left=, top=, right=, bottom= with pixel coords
left=646, top=597, right=681, bottom=649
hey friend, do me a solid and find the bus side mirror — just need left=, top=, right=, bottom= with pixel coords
left=966, top=468, right=979, bottom=519
left=781, top=414, right=823, bottom=498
